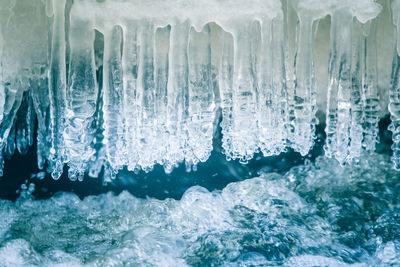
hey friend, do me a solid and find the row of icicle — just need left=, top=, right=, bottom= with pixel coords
left=0, top=0, right=398, bottom=181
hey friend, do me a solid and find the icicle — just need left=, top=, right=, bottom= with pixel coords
left=30, top=77, right=50, bottom=170
left=0, top=81, right=23, bottom=143
left=0, top=0, right=390, bottom=177
left=65, top=11, right=98, bottom=181
left=48, top=0, right=67, bottom=179
left=224, top=22, right=259, bottom=163
left=26, top=94, right=35, bottom=148
left=272, top=16, right=290, bottom=154
left=136, top=22, right=158, bottom=171
left=347, top=21, right=364, bottom=162
left=102, top=25, right=125, bottom=173
left=87, top=65, right=106, bottom=178
left=154, top=26, right=170, bottom=165
left=121, top=24, right=139, bottom=172
left=185, top=24, right=215, bottom=166
left=362, top=21, right=380, bottom=151
left=324, top=8, right=380, bottom=164
left=0, top=79, right=23, bottom=172
left=15, top=92, right=34, bottom=155
left=165, top=21, right=190, bottom=173
left=5, top=122, right=15, bottom=159
left=291, top=13, right=319, bottom=156
left=324, top=11, right=354, bottom=164
left=218, top=31, right=234, bottom=161
left=257, top=16, right=288, bottom=156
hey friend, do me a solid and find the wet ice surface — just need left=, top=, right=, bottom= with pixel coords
left=0, top=152, right=400, bottom=266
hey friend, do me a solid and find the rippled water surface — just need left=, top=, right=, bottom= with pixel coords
left=1, top=152, right=400, bottom=266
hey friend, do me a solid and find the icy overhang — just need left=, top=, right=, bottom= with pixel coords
left=0, top=0, right=398, bottom=181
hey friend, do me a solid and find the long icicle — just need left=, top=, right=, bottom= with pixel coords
left=362, top=20, right=380, bottom=152
left=48, top=0, right=67, bottom=179
left=65, top=12, right=98, bottom=181
left=186, top=24, right=215, bottom=167
left=136, top=22, right=157, bottom=171
left=102, top=25, right=124, bottom=176
left=292, top=13, right=318, bottom=156
left=228, top=22, right=259, bottom=163
left=154, top=26, right=171, bottom=167
left=258, top=15, right=288, bottom=156
left=324, top=11, right=354, bottom=164
left=219, top=31, right=234, bottom=161
left=348, top=20, right=364, bottom=162
left=165, top=21, right=190, bottom=173
left=122, top=23, right=139, bottom=172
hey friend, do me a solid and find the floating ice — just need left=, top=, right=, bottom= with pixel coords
left=0, top=0, right=396, bottom=180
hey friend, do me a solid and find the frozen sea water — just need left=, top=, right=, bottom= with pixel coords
left=0, top=151, right=399, bottom=266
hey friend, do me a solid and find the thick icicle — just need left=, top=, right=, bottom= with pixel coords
left=324, top=11, right=356, bottom=164
left=347, top=21, right=364, bottom=162
left=48, top=0, right=67, bottom=179
left=121, top=24, right=139, bottom=172
left=186, top=24, right=215, bottom=166
left=225, top=22, right=259, bottom=162
left=136, top=22, right=158, bottom=171
left=362, top=21, right=380, bottom=151
left=154, top=26, right=171, bottom=167
left=218, top=31, right=235, bottom=161
left=165, top=22, right=190, bottom=173
left=291, top=13, right=318, bottom=156
left=324, top=10, right=380, bottom=164
left=102, top=25, right=125, bottom=174
left=257, top=16, right=288, bottom=156
left=87, top=62, right=106, bottom=178
left=65, top=10, right=98, bottom=181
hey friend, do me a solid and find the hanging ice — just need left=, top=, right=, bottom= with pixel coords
left=0, top=0, right=396, bottom=181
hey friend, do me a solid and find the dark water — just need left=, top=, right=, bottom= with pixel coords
left=0, top=116, right=328, bottom=201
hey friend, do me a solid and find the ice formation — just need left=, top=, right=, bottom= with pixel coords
left=0, top=0, right=397, bottom=180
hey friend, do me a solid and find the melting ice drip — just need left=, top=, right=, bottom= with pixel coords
left=0, top=0, right=396, bottom=181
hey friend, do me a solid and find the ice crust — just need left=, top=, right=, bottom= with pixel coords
left=0, top=0, right=396, bottom=180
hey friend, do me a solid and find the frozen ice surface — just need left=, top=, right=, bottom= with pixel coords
left=0, top=152, right=400, bottom=266
left=0, top=0, right=398, bottom=180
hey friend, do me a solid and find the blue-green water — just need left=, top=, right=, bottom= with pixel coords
left=0, top=152, right=399, bottom=266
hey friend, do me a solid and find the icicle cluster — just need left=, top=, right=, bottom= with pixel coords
left=0, top=0, right=396, bottom=181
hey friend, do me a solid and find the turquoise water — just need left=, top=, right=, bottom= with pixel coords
left=0, top=152, right=399, bottom=266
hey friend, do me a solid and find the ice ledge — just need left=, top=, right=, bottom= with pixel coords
left=0, top=0, right=397, bottom=181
